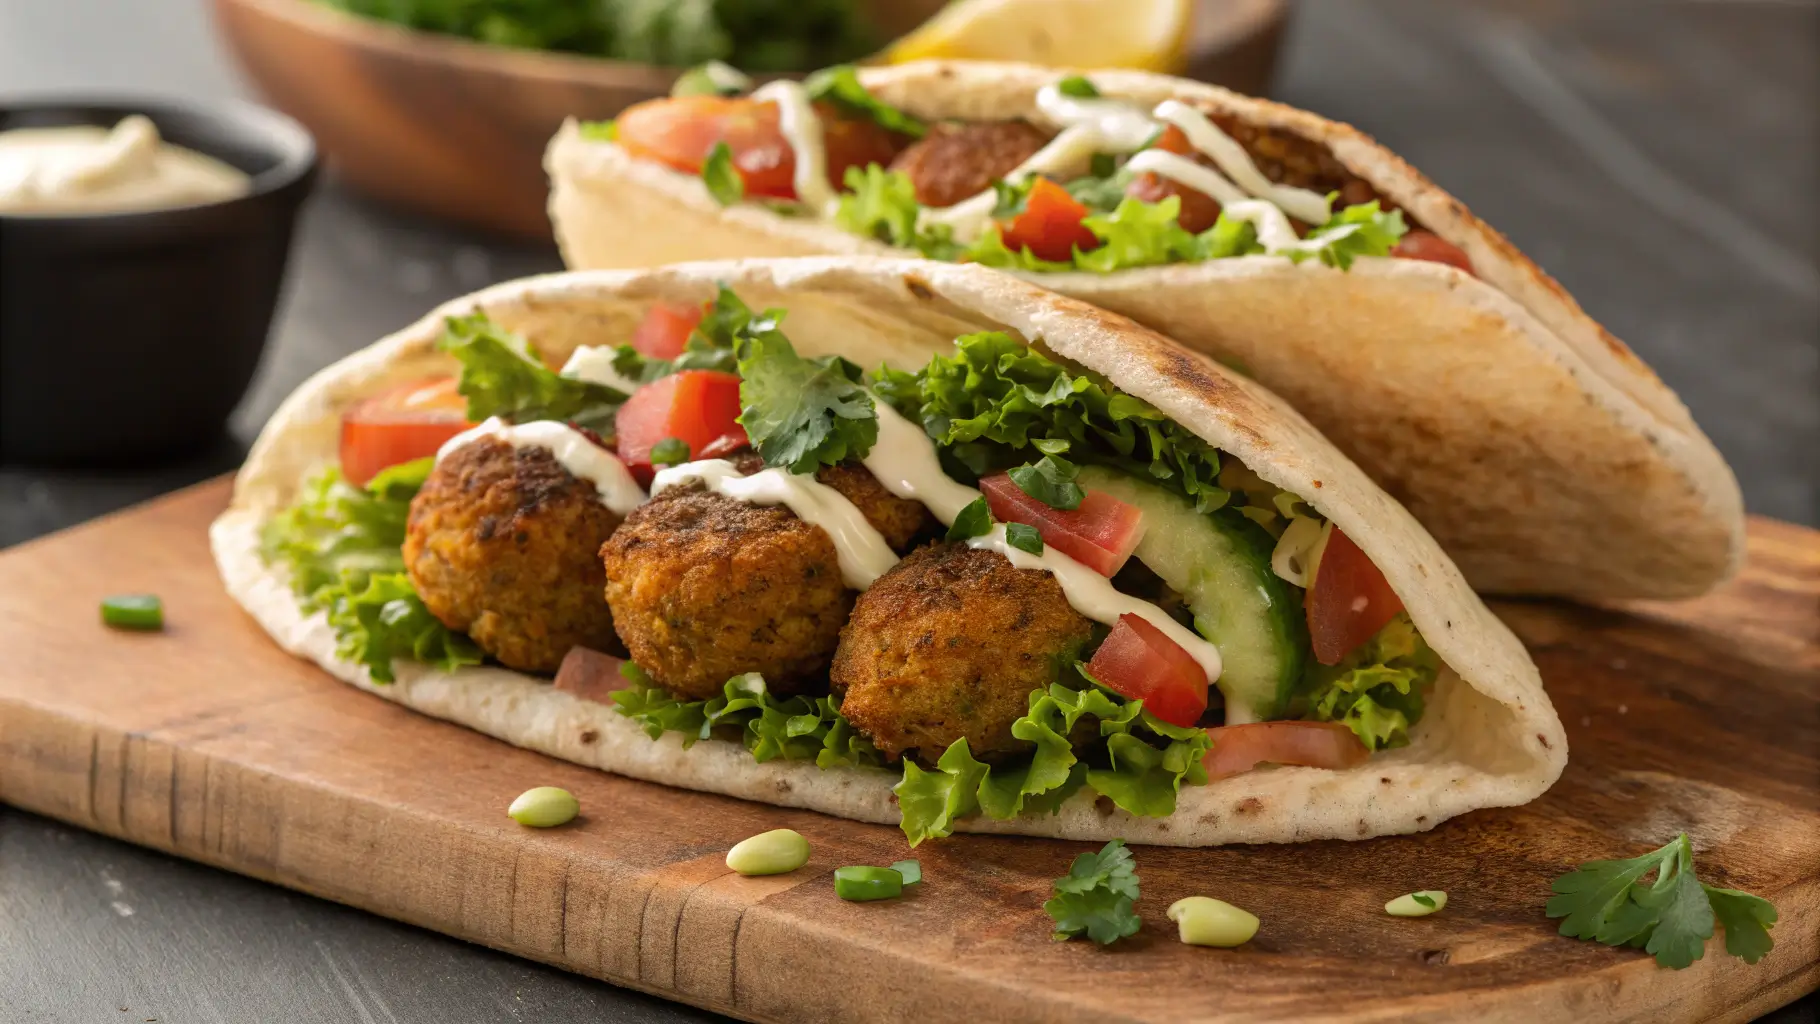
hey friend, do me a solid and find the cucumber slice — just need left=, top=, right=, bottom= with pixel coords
left=1078, top=466, right=1308, bottom=722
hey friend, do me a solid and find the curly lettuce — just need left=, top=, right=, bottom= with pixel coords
left=439, top=313, right=624, bottom=433
left=833, top=165, right=962, bottom=259
left=874, top=330, right=1229, bottom=511
left=1298, top=613, right=1438, bottom=750
left=612, top=668, right=882, bottom=768
left=260, top=459, right=481, bottom=683
left=896, top=680, right=1213, bottom=846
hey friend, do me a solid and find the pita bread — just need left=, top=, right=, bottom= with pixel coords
left=545, top=60, right=1744, bottom=602
left=213, top=257, right=1565, bottom=847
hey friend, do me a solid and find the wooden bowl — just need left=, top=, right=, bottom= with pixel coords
left=212, top=0, right=1289, bottom=239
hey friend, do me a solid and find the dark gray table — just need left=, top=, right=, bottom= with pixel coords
left=2, top=0, right=1815, bottom=1020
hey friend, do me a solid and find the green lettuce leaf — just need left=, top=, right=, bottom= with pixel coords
left=874, top=331, right=1228, bottom=511
left=611, top=670, right=881, bottom=768
left=895, top=680, right=1213, bottom=846
left=605, top=285, right=751, bottom=385
left=322, top=572, right=483, bottom=683
left=833, top=165, right=963, bottom=259
left=734, top=307, right=878, bottom=472
left=1298, top=612, right=1438, bottom=750
left=960, top=223, right=1077, bottom=272
left=804, top=65, right=925, bottom=138
left=1303, top=199, right=1408, bottom=270
left=1074, top=195, right=1200, bottom=272
left=439, top=313, right=624, bottom=433
left=261, top=460, right=480, bottom=684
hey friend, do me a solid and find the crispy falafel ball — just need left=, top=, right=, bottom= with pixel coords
left=831, top=543, right=1095, bottom=763
left=404, top=437, right=625, bottom=674
left=602, top=484, right=853, bottom=700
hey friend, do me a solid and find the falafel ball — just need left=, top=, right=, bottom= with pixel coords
left=831, top=543, right=1095, bottom=763
left=889, top=120, right=1053, bottom=209
left=601, top=484, right=852, bottom=700
left=404, top=437, right=625, bottom=674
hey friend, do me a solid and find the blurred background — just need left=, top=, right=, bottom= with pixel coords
left=0, top=0, right=1815, bottom=1020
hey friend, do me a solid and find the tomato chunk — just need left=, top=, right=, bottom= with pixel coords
left=338, top=377, right=472, bottom=487
left=979, top=474, right=1146, bottom=577
left=614, top=369, right=746, bottom=481
left=998, top=177, right=1099, bottom=262
left=1202, top=721, right=1369, bottom=779
left=554, top=646, right=631, bottom=705
left=1392, top=230, right=1475, bottom=275
left=616, top=96, right=904, bottom=201
left=1305, top=527, right=1405, bottom=666
left=632, top=302, right=705, bottom=360
left=1086, top=614, right=1209, bottom=728
left=1125, top=124, right=1223, bottom=233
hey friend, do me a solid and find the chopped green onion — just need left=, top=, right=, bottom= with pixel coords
left=101, top=594, right=163, bottom=631
left=834, top=865, right=903, bottom=901
left=890, top=860, right=922, bottom=886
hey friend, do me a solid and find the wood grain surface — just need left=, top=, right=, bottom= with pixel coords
left=0, top=479, right=1815, bottom=1023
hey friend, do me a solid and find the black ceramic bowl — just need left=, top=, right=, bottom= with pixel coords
left=0, top=97, right=316, bottom=465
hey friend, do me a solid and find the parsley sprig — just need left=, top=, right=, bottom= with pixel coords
left=1045, top=839, right=1142, bottom=944
left=1547, top=833, right=1777, bottom=969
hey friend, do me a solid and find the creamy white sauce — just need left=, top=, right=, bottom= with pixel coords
left=651, top=458, right=898, bottom=590
left=1219, top=198, right=1329, bottom=255
left=1124, top=149, right=1249, bottom=208
left=438, top=417, right=646, bottom=516
left=0, top=115, right=250, bottom=215
left=1152, top=101, right=1330, bottom=224
left=860, top=401, right=985, bottom=523
left=751, top=80, right=836, bottom=214
left=969, top=524, right=1224, bottom=683
left=560, top=345, right=642, bottom=395
left=1033, top=86, right=1160, bottom=152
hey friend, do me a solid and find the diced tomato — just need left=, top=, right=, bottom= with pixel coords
left=338, top=377, right=472, bottom=487
left=614, top=369, right=746, bottom=482
left=1125, top=125, right=1223, bottom=233
left=1305, top=527, right=1405, bottom=666
left=616, top=96, right=905, bottom=201
left=979, top=474, right=1146, bottom=577
left=1085, top=614, right=1209, bottom=728
left=1202, top=721, right=1369, bottom=779
left=1392, top=230, right=1475, bottom=275
left=554, top=646, right=631, bottom=705
left=998, top=177, right=1100, bottom=262
left=632, top=302, right=705, bottom=360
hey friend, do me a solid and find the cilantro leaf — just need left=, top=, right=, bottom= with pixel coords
left=804, top=65, right=925, bottom=138
left=607, top=286, right=750, bottom=384
left=946, top=496, right=993, bottom=541
left=1054, top=75, right=1100, bottom=99
left=1008, top=455, right=1084, bottom=510
left=1004, top=522, right=1044, bottom=554
left=1546, top=833, right=1778, bottom=970
left=734, top=314, right=878, bottom=473
left=650, top=437, right=691, bottom=466
left=701, top=142, right=744, bottom=206
left=439, top=313, right=624, bottom=433
left=1045, top=839, right=1142, bottom=944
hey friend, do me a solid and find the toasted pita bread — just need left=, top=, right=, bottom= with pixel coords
left=213, top=257, right=1565, bottom=846
left=545, top=60, right=1743, bottom=602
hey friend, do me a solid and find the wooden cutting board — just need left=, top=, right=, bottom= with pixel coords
left=0, top=480, right=1815, bottom=1023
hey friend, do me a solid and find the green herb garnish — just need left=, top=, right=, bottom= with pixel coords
left=1547, top=833, right=1777, bottom=969
left=1046, top=839, right=1142, bottom=945
left=650, top=437, right=692, bottom=466
left=439, top=313, right=624, bottom=434
left=100, top=594, right=163, bottom=631
left=701, top=142, right=745, bottom=206
left=1003, top=522, right=1044, bottom=555
left=1054, top=75, right=1100, bottom=99
left=945, top=496, right=992, bottom=541
left=1008, top=455, right=1084, bottom=510
left=733, top=308, right=877, bottom=473
left=804, top=64, right=925, bottom=137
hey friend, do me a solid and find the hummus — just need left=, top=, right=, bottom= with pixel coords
left=0, top=115, right=251, bottom=215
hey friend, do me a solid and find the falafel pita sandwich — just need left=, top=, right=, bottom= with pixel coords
left=546, top=60, right=1744, bottom=602
left=213, top=257, right=1566, bottom=847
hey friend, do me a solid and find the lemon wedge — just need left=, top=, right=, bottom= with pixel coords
left=884, top=0, right=1192, bottom=74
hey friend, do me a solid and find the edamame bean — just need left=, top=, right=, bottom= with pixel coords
left=833, top=865, right=902, bottom=901
left=508, top=786, right=579, bottom=827
left=1385, top=890, right=1447, bottom=917
left=726, top=829, right=810, bottom=876
left=1166, top=896, right=1259, bottom=947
